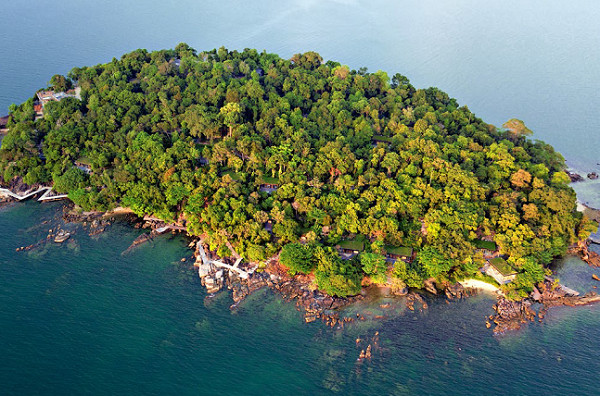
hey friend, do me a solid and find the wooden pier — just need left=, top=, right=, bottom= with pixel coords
left=154, top=224, right=187, bottom=234
left=0, top=186, right=68, bottom=202
left=195, top=240, right=249, bottom=279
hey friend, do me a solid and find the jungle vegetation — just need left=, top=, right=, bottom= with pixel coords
left=1, top=44, right=595, bottom=298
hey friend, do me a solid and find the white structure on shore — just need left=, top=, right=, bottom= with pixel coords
left=0, top=186, right=68, bottom=202
left=195, top=240, right=249, bottom=280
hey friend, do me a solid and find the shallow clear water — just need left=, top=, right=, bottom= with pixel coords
left=1, top=202, right=600, bottom=395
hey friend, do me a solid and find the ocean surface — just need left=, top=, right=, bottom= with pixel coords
left=1, top=1, right=600, bottom=394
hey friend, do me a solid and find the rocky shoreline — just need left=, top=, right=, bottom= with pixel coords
left=569, top=239, right=600, bottom=267
left=490, top=239, right=600, bottom=334
left=490, top=278, right=600, bottom=335
left=12, top=199, right=600, bottom=335
left=193, top=241, right=367, bottom=327
left=193, top=238, right=477, bottom=328
left=566, top=170, right=599, bottom=183
left=193, top=234, right=600, bottom=335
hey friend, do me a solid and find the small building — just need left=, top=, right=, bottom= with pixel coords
left=36, top=89, right=79, bottom=108
left=33, top=102, right=43, bottom=118
left=37, top=90, right=56, bottom=105
left=259, top=176, right=279, bottom=193
left=372, top=135, right=393, bottom=147
left=336, top=238, right=365, bottom=260
left=473, top=239, right=498, bottom=259
left=385, top=245, right=414, bottom=263
left=198, top=157, right=209, bottom=166
left=75, top=158, right=92, bottom=174
left=484, top=257, right=517, bottom=285
left=264, top=220, right=273, bottom=234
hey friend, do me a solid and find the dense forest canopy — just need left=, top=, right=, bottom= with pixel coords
left=1, top=44, right=594, bottom=298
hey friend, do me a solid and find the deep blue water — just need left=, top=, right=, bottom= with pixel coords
left=1, top=1, right=600, bottom=394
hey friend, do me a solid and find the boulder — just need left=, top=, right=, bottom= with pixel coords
left=531, top=287, right=542, bottom=301
left=588, top=172, right=599, bottom=180
left=393, top=287, right=408, bottom=296
left=566, top=171, right=585, bottom=183
left=423, top=278, right=437, bottom=294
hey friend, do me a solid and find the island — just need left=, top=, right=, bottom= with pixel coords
left=1, top=44, right=597, bottom=322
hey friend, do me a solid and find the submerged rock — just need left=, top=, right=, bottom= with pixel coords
left=122, top=232, right=153, bottom=254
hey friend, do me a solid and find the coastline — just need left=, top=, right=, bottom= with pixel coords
left=6, top=191, right=600, bottom=334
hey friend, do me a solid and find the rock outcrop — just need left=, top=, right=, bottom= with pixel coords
left=492, top=298, right=536, bottom=334
left=569, top=240, right=600, bottom=267
left=194, top=250, right=363, bottom=327
left=566, top=170, right=585, bottom=183
left=491, top=278, right=600, bottom=334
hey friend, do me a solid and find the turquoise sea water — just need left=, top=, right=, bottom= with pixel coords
left=1, top=202, right=600, bottom=395
left=2, top=1, right=600, bottom=394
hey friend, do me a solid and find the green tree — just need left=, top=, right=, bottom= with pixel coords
left=49, top=74, right=72, bottom=92
left=360, top=252, right=387, bottom=284
left=314, top=247, right=362, bottom=297
left=219, top=102, right=242, bottom=137
left=417, top=246, right=456, bottom=279
left=53, top=167, right=86, bottom=193
left=280, top=243, right=315, bottom=275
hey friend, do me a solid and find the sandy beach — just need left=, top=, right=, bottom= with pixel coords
left=459, top=279, right=500, bottom=294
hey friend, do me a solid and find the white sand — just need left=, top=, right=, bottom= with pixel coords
left=459, top=279, right=500, bottom=294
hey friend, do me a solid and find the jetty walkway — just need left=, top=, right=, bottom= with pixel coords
left=0, top=186, right=68, bottom=202
left=196, top=240, right=249, bottom=279
left=154, top=224, right=187, bottom=234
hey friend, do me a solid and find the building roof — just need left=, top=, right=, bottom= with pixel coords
left=473, top=239, right=497, bottom=251
left=373, top=135, right=393, bottom=143
left=260, top=175, right=279, bottom=185
left=75, top=157, right=92, bottom=166
left=338, top=239, right=365, bottom=251
left=37, top=90, right=78, bottom=104
left=37, top=91, right=55, bottom=102
left=385, top=246, right=413, bottom=256
left=222, top=170, right=242, bottom=181
left=489, top=257, right=516, bottom=276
